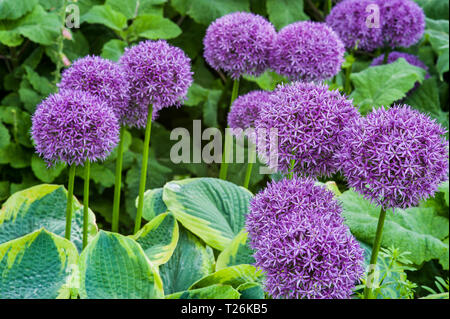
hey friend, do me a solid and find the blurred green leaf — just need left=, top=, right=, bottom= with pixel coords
left=266, top=0, right=308, bottom=30
left=127, top=14, right=181, bottom=41
left=31, top=154, right=65, bottom=183
left=101, top=39, right=127, bottom=61
left=82, top=5, right=128, bottom=32
left=181, top=0, right=250, bottom=25
left=0, top=0, right=38, bottom=20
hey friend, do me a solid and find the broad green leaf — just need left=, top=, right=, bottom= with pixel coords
left=101, top=39, right=127, bottom=62
left=0, top=106, right=32, bottom=147
left=216, top=229, right=255, bottom=270
left=140, top=188, right=167, bottom=221
left=237, top=282, right=265, bottom=299
left=39, top=0, right=64, bottom=11
left=414, top=0, right=449, bottom=20
left=0, top=181, right=9, bottom=201
left=127, top=14, right=181, bottom=40
left=439, top=181, right=449, bottom=207
left=78, top=231, right=164, bottom=299
left=0, top=5, right=61, bottom=46
left=82, top=5, right=127, bottom=31
left=63, top=31, right=90, bottom=62
left=166, top=284, right=240, bottom=299
left=425, top=18, right=449, bottom=79
left=350, top=58, right=426, bottom=114
left=0, top=229, right=78, bottom=299
left=31, top=154, right=66, bottom=183
left=189, top=264, right=264, bottom=290
left=243, top=70, right=286, bottom=91
left=19, top=78, right=41, bottom=112
left=77, top=163, right=115, bottom=188
left=0, top=122, right=10, bottom=149
left=132, top=212, right=179, bottom=266
left=266, top=0, right=308, bottom=30
left=105, top=0, right=139, bottom=19
left=24, top=66, right=55, bottom=96
left=0, top=0, right=38, bottom=20
left=0, top=184, right=98, bottom=252
left=159, top=227, right=215, bottom=295
left=162, top=177, right=253, bottom=251
left=0, top=143, right=31, bottom=168
left=339, top=189, right=449, bottom=269
left=185, top=0, right=250, bottom=25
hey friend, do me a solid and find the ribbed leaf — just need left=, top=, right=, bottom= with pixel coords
left=216, top=229, right=255, bottom=270
left=166, top=284, right=240, bottom=299
left=0, top=229, right=78, bottom=299
left=140, top=188, right=167, bottom=221
left=78, top=231, right=164, bottom=299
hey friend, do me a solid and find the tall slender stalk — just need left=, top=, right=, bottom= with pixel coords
left=363, top=208, right=387, bottom=299
left=326, top=0, right=332, bottom=15
left=344, top=62, right=353, bottom=95
left=288, top=158, right=296, bottom=179
left=82, top=160, right=90, bottom=249
left=112, top=127, right=125, bottom=232
left=383, top=48, right=391, bottom=64
left=219, top=79, right=240, bottom=180
left=65, top=165, right=76, bottom=240
left=135, top=104, right=153, bottom=234
left=243, top=142, right=256, bottom=189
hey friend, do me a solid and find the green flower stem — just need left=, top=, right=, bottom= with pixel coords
left=344, top=62, right=353, bottom=95
left=288, top=159, right=296, bottom=179
left=383, top=48, right=391, bottom=64
left=112, top=126, right=125, bottom=233
left=135, top=104, right=153, bottom=234
left=219, top=79, right=240, bottom=180
left=243, top=142, right=256, bottom=189
left=363, top=207, right=387, bottom=299
left=326, top=0, right=332, bottom=15
left=82, top=159, right=90, bottom=249
left=65, top=165, right=76, bottom=240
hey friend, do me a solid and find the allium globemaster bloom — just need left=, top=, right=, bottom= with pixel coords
left=379, top=0, right=425, bottom=48
left=203, top=12, right=276, bottom=79
left=227, top=90, right=271, bottom=132
left=246, top=177, right=365, bottom=299
left=326, top=0, right=383, bottom=51
left=270, top=21, right=345, bottom=82
left=338, top=105, right=449, bottom=210
left=31, top=89, right=120, bottom=166
left=119, top=40, right=193, bottom=126
left=255, top=81, right=360, bottom=177
left=58, top=55, right=132, bottom=127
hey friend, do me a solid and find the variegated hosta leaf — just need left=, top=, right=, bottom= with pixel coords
left=165, top=284, right=240, bottom=299
left=162, top=177, right=253, bottom=251
left=216, top=229, right=255, bottom=270
left=237, top=282, right=265, bottom=299
left=159, top=226, right=215, bottom=295
left=0, top=229, right=79, bottom=299
left=0, top=184, right=98, bottom=252
left=78, top=231, right=164, bottom=299
left=189, top=264, right=264, bottom=290
left=132, top=212, right=179, bottom=266
left=139, top=188, right=167, bottom=221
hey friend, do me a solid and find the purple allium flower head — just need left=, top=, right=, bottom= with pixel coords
left=203, top=12, right=276, bottom=79
left=326, top=0, right=383, bottom=51
left=338, top=105, right=449, bottom=210
left=31, top=89, right=120, bottom=166
left=246, top=177, right=365, bottom=299
left=371, top=51, right=429, bottom=94
left=255, top=81, right=360, bottom=177
left=227, top=90, right=271, bottom=132
left=58, top=55, right=133, bottom=127
left=119, top=40, right=193, bottom=126
left=379, top=0, right=425, bottom=48
left=270, top=21, right=345, bottom=82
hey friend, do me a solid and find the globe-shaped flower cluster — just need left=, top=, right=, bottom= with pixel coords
left=227, top=90, right=271, bottom=132
left=119, top=40, right=193, bottom=125
left=326, top=0, right=383, bottom=51
left=270, top=21, right=345, bottom=82
left=58, top=55, right=132, bottom=127
left=246, top=177, right=365, bottom=299
left=255, top=81, right=360, bottom=177
left=338, top=105, right=449, bottom=210
left=31, top=90, right=119, bottom=166
left=203, top=12, right=276, bottom=79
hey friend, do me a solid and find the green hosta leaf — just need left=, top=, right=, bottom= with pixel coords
left=0, top=229, right=78, bottom=299
left=266, top=0, right=308, bottom=30
left=216, top=229, right=255, bottom=270
left=132, top=212, right=179, bottom=266
left=162, top=177, right=253, bottom=251
left=189, top=264, right=264, bottom=290
left=31, top=154, right=66, bottom=183
left=350, top=58, right=426, bottom=114
left=0, top=184, right=98, bottom=252
left=0, top=0, right=38, bottom=20
left=101, top=39, right=127, bottom=62
left=82, top=5, right=127, bottom=31
left=339, top=189, right=449, bottom=269
left=166, top=284, right=240, bottom=299
left=159, top=227, right=215, bottom=295
left=237, top=282, right=265, bottom=299
left=141, top=188, right=167, bottom=221
left=127, top=14, right=181, bottom=41
left=0, top=5, right=61, bottom=46
left=78, top=231, right=164, bottom=299
left=184, top=0, right=250, bottom=25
